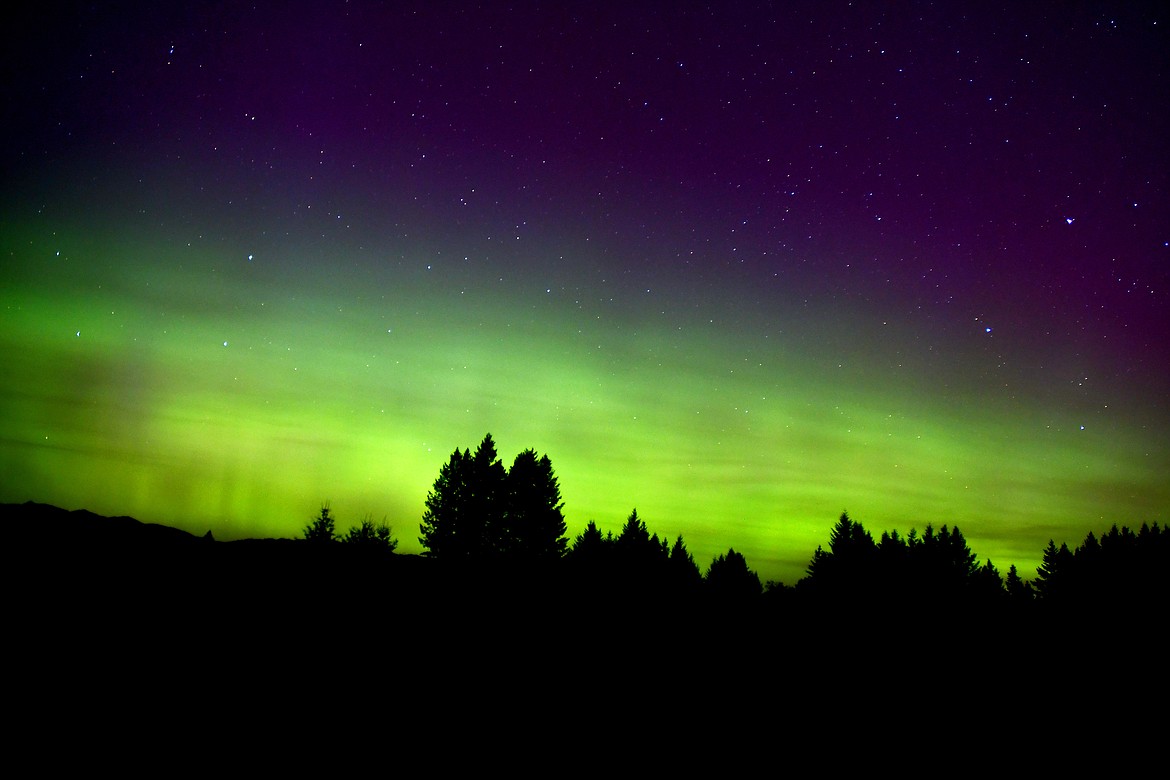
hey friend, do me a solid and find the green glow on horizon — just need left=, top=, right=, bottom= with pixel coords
left=2, top=217, right=1167, bottom=586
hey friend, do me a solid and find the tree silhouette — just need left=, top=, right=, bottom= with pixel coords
left=617, top=508, right=651, bottom=549
left=668, top=534, right=703, bottom=590
left=303, top=503, right=337, bottom=543
left=911, top=524, right=980, bottom=601
left=502, top=449, right=568, bottom=559
left=800, top=513, right=1010, bottom=611
left=970, top=558, right=1005, bottom=603
left=706, top=548, right=762, bottom=600
left=565, top=519, right=617, bottom=600
left=1005, top=564, right=1034, bottom=602
left=829, top=511, right=875, bottom=557
left=803, top=512, right=875, bottom=599
left=419, top=434, right=568, bottom=560
left=419, top=446, right=469, bottom=557
left=1034, top=539, right=1073, bottom=602
left=1038, top=522, right=1170, bottom=609
left=419, top=434, right=506, bottom=558
left=569, top=520, right=612, bottom=561
left=615, top=508, right=670, bottom=574
left=342, top=515, right=398, bottom=551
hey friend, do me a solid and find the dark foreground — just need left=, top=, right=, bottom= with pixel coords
left=3, top=501, right=1162, bottom=755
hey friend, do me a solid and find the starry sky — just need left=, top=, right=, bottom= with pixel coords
left=2, top=2, right=1167, bottom=585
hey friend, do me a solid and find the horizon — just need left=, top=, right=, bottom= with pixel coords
left=2, top=3, right=1167, bottom=587
left=5, top=496, right=1162, bottom=590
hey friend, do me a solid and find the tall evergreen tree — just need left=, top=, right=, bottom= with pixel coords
left=342, top=516, right=398, bottom=551
left=419, top=446, right=472, bottom=557
left=1005, top=564, right=1034, bottom=602
left=970, top=558, right=1004, bottom=603
left=420, top=434, right=569, bottom=561
left=570, top=520, right=609, bottom=557
left=944, top=526, right=979, bottom=580
left=466, top=433, right=507, bottom=552
left=707, top=548, right=763, bottom=600
left=828, top=511, right=874, bottom=558
left=804, top=512, right=876, bottom=596
left=1034, top=539, right=1073, bottom=601
left=503, top=449, right=568, bottom=559
left=605, top=508, right=672, bottom=591
left=669, top=534, right=703, bottom=588
left=419, top=434, right=506, bottom=558
left=303, top=503, right=337, bottom=543
left=617, top=508, right=651, bottom=551
left=566, top=520, right=616, bottom=594
left=916, top=524, right=978, bottom=594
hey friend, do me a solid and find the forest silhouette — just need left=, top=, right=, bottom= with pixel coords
left=4, top=432, right=1165, bottom=714
left=5, top=433, right=1167, bottom=612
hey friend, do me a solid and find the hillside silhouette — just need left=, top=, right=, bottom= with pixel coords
left=4, top=435, right=1166, bottom=731
left=5, top=496, right=1164, bottom=637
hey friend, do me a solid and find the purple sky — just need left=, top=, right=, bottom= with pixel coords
left=2, top=3, right=1167, bottom=582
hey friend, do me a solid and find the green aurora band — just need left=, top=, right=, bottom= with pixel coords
left=4, top=209, right=1166, bottom=586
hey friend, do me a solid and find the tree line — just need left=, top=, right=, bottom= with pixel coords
left=303, top=502, right=398, bottom=551
left=302, top=433, right=1168, bottom=610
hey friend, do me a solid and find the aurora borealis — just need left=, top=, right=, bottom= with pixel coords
left=2, top=3, right=1167, bottom=585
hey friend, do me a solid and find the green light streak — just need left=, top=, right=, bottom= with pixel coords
left=2, top=218, right=1166, bottom=585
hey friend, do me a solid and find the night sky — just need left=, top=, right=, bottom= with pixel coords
left=3, top=2, right=1167, bottom=585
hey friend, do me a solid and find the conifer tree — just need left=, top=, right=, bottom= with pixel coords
left=303, top=503, right=337, bottom=543
left=503, top=449, right=568, bottom=559
left=970, top=558, right=1004, bottom=602
left=669, top=534, right=703, bottom=588
left=419, top=434, right=507, bottom=558
left=343, top=516, right=398, bottom=551
left=706, top=548, right=762, bottom=600
left=570, top=520, right=608, bottom=557
left=1034, top=539, right=1073, bottom=601
left=617, top=508, right=651, bottom=550
left=420, top=434, right=567, bottom=560
left=1005, top=564, right=1034, bottom=602
left=418, top=446, right=472, bottom=557
left=804, top=512, right=876, bottom=596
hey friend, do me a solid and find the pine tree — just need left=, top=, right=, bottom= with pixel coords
left=669, top=534, right=703, bottom=588
left=570, top=520, right=608, bottom=557
left=706, top=548, right=762, bottom=600
left=617, top=508, right=651, bottom=550
left=615, top=508, right=669, bottom=571
left=945, top=526, right=979, bottom=580
left=418, top=446, right=471, bottom=557
left=970, top=558, right=1004, bottom=602
left=502, top=449, right=568, bottom=559
left=342, top=515, right=398, bottom=551
left=1005, top=564, right=1034, bottom=602
left=303, top=503, right=337, bottom=543
left=828, top=511, right=874, bottom=558
left=804, top=512, right=876, bottom=597
left=419, top=434, right=568, bottom=560
left=465, top=433, right=507, bottom=554
left=1034, top=539, right=1073, bottom=601
left=418, top=434, right=509, bottom=558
